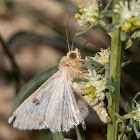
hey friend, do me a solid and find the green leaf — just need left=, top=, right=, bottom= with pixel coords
left=104, top=91, right=112, bottom=109
left=106, top=85, right=115, bottom=92
left=124, top=32, right=138, bottom=49
left=7, top=31, right=96, bottom=57
left=125, top=103, right=132, bottom=113
left=11, top=67, right=58, bottom=112
left=76, top=23, right=96, bottom=36
left=118, top=120, right=127, bottom=140
left=132, top=92, right=140, bottom=109
left=52, top=132, right=64, bottom=140
left=119, top=134, right=126, bottom=140
left=114, top=113, right=125, bottom=121
left=75, top=127, right=83, bottom=140
left=103, top=0, right=113, bottom=11
left=85, top=60, right=94, bottom=75
left=80, top=65, right=88, bottom=70
left=106, top=23, right=120, bottom=33
left=135, top=30, right=140, bottom=38
left=43, top=133, right=53, bottom=140
left=101, top=10, right=114, bottom=17
left=7, top=31, right=67, bottom=50
left=121, top=60, right=131, bottom=67
left=88, top=59, right=104, bottom=68
left=82, top=59, right=104, bottom=74
left=134, top=121, right=140, bottom=139
left=93, top=100, right=101, bottom=107
left=73, top=77, right=89, bottom=83
left=124, top=39, right=133, bottom=49
left=96, top=68, right=104, bottom=74
left=120, top=31, right=127, bottom=41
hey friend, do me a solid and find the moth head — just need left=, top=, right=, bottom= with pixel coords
left=67, top=48, right=81, bottom=59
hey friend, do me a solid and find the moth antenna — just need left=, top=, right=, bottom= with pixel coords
left=78, top=41, right=100, bottom=52
left=66, top=15, right=71, bottom=51
left=71, top=30, right=78, bottom=51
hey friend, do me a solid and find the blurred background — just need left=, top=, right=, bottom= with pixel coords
left=0, top=0, right=140, bottom=140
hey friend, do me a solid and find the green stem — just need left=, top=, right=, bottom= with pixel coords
left=52, top=132, right=64, bottom=140
left=98, top=20, right=107, bottom=31
left=98, top=20, right=112, bottom=37
left=76, top=23, right=95, bottom=36
left=104, top=0, right=113, bottom=11
left=75, top=127, right=83, bottom=140
left=107, top=0, right=122, bottom=139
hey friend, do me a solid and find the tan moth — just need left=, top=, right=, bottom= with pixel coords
left=8, top=48, right=89, bottom=132
left=8, top=20, right=110, bottom=132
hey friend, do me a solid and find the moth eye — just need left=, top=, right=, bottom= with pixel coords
left=69, top=53, right=77, bottom=59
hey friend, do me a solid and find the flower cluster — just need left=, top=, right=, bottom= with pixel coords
left=75, top=0, right=99, bottom=28
left=81, top=48, right=111, bottom=103
left=114, top=0, right=140, bottom=32
left=132, top=102, right=140, bottom=124
left=83, top=69, right=107, bottom=102
left=91, top=48, right=110, bottom=65
left=115, top=92, right=140, bottom=139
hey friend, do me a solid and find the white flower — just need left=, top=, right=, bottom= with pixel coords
left=114, top=1, right=132, bottom=21
left=130, top=0, right=140, bottom=20
left=91, top=48, right=110, bottom=65
left=81, top=48, right=111, bottom=102
left=75, top=0, right=99, bottom=28
left=132, top=102, right=140, bottom=124
left=83, top=69, right=107, bottom=101
left=114, top=0, right=140, bottom=32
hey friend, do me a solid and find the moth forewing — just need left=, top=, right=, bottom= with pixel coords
left=8, top=72, right=61, bottom=129
left=8, top=49, right=89, bottom=132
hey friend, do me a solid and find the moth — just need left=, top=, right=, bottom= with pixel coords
left=8, top=47, right=89, bottom=132
left=8, top=23, right=110, bottom=132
